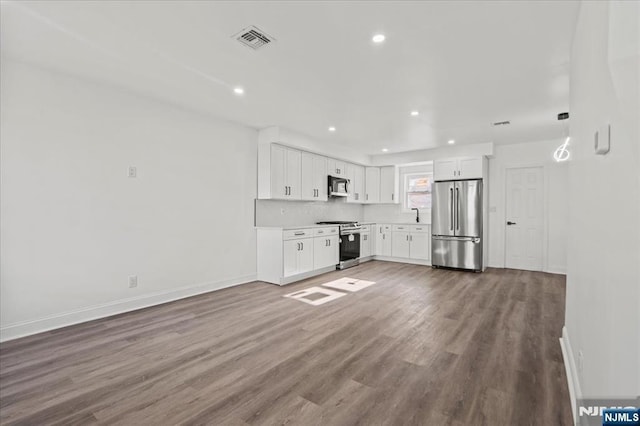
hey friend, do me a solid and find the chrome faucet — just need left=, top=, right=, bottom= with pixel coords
left=412, top=208, right=420, bottom=223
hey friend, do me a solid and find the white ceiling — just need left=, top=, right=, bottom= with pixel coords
left=1, top=1, right=579, bottom=155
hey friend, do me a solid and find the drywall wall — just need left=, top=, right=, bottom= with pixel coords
left=255, top=199, right=363, bottom=227
left=369, top=142, right=494, bottom=166
left=0, top=60, right=258, bottom=341
left=487, top=139, right=569, bottom=273
left=564, top=0, right=639, bottom=408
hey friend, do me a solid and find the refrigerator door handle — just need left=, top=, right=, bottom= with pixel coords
left=432, top=236, right=480, bottom=243
left=455, top=187, right=460, bottom=231
left=449, top=187, right=454, bottom=231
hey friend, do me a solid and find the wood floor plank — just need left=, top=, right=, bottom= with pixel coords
left=0, top=261, right=573, bottom=425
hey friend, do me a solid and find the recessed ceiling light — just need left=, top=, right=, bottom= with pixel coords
left=328, top=127, right=336, bottom=132
left=233, top=87, right=244, bottom=95
left=372, top=34, right=385, bottom=43
left=410, top=111, right=419, bottom=116
left=448, top=140, right=455, bottom=145
left=382, top=148, right=389, bottom=152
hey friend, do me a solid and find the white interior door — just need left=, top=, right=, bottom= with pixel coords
left=505, top=167, right=544, bottom=271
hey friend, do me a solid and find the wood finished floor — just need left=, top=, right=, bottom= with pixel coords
left=0, top=261, right=573, bottom=425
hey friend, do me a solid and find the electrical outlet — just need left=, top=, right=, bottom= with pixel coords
left=128, top=166, right=137, bottom=178
left=128, top=275, right=138, bottom=288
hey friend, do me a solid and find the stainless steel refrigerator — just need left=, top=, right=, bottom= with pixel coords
left=431, top=179, right=483, bottom=271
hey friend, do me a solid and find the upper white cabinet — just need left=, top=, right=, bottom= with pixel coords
left=346, top=163, right=365, bottom=203
left=271, top=145, right=301, bottom=199
left=327, top=158, right=346, bottom=177
left=434, top=157, right=485, bottom=181
left=301, top=152, right=327, bottom=201
left=365, top=167, right=381, bottom=203
left=379, top=166, right=397, bottom=204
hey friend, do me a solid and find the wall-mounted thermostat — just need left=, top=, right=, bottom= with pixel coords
left=595, top=124, right=610, bottom=155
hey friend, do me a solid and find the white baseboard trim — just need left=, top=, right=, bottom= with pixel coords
left=0, top=274, right=256, bottom=343
left=545, top=266, right=567, bottom=275
left=560, top=326, right=581, bottom=425
left=372, top=256, right=431, bottom=266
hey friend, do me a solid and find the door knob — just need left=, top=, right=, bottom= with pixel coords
left=507, top=221, right=517, bottom=225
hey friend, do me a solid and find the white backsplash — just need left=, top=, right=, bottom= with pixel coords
left=255, top=199, right=430, bottom=227
left=255, top=199, right=364, bottom=227
left=363, top=204, right=431, bottom=224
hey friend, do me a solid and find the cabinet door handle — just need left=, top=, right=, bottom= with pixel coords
left=392, top=193, right=394, bottom=201
left=383, top=234, right=385, bottom=240
left=301, top=242, right=304, bottom=250
left=366, top=194, right=369, bottom=201
left=297, top=242, right=300, bottom=250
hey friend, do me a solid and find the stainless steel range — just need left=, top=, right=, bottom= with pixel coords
left=316, top=221, right=361, bottom=269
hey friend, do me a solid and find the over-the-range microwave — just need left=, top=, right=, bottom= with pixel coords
left=328, top=175, right=349, bottom=197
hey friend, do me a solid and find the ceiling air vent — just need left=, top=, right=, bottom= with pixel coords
left=233, top=26, right=275, bottom=50
left=493, top=120, right=511, bottom=126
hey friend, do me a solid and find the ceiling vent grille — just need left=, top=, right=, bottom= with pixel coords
left=493, top=120, right=511, bottom=126
left=233, top=26, right=275, bottom=50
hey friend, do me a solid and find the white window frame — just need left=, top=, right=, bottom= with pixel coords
left=402, top=172, right=434, bottom=212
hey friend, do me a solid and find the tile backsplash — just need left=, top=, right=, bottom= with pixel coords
left=255, top=199, right=364, bottom=227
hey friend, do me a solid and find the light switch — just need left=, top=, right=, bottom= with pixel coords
left=595, top=124, right=610, bottom=155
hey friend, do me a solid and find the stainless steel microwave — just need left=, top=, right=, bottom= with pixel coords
left=328, top=175, right=349, bottom=197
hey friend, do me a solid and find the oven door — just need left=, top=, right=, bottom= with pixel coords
left=339, top=231, right=361, bottom=261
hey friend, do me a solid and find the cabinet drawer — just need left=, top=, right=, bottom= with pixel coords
left=410, top=225, right=429, bottom=233
left=283, top=229, right=313, bottom=240
left=313, top=226, right=338, bottom=236
left=393, top=225, right=410, bottom=232
left=377, top=224, right=392, bottom=233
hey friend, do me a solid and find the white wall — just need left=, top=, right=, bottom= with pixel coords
left=0, top=60, right=258, bottom=341
left=369, top=142, right=494, bottom=166
left=563, top=0, right=640, bottom=405
left=487, top=139, right=569, bottom=273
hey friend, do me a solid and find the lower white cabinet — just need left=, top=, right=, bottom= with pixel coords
left=375, top=224, right=392, bottom=256
left=392, top=231, right=411, bottom=258
left=283, top=238, right=314, bottom=277
left=390, top=225, right=430, bottom=261
left=257, top=226, right=339, bottom=285
left=361, top=231, right=372, bottom=258
left=314, top=235, right=339, bottom=269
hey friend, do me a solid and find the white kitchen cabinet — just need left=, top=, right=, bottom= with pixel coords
left=301, top=152, right=327, bottom=201
left=283, top=237, right=313, bottom=277
left=409, top=229, right=430, bottom=261
left=271, top=144, right=302, bottom=199
left=327, top=158, right=346, bottom=177
left=434, top=157, right=484, bottom=181
left=258, top=226, right=340, bottom=285
left=390, top=225, right=430, bottom=261
left=458, top=157, right=483, bottom=179
left=375, top=224, right=392, bottom=256
left=346, top=163, right=365, bottom=203
left=379, top=166, right=397, bottom=204
left=361, top=230, right=372, bottom=258
left=365, top=167, right=381, bottom=203
left=391, top=230, right=410, bottom=258
left=314, top=234, right=339, bottom=269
